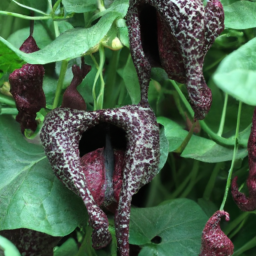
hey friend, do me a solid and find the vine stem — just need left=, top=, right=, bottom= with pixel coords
left=217, top=93, right=228, bottom=136
left=11, top=0, right=48, bottom=15
left=170, top=80, right=247, bottom=147
left=224, top=212, right=250, bottom=235
left=0, top=11, right=50, bottom=20
left=97, top=0, right=106, bottom=11
left=0, top=108, right=18, bottom=115
left=91, top=45, right=105, bottom=110
left=52, top=60, right=68, bottom=109
left=203, top=162, right=224, bottom=200
left=0, top=94, right=16, bottom=107
left=232, top=236, right=256, bottom=256
left=219, top=101, right=242, bottom=211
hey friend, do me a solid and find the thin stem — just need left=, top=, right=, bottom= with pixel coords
left=219, top=101, right=242, bottom=211
left=170, top=80, right=247, bottom=148
left=0, top=94, right=16, bottom=107
left=179, top=160, right=199, bottom=198
left=174, top=121, right=196, bottom=153
left=223, top=212, right=250, bottom=235
left=0, top=11, right=50, bottom=20
left=203, top=162, right=224, bottom=200
left=145, top=173, right=161, bottom=207
left=52, top=60, right=68, bottom=109
left=0, top=108, right=18, bottom=115
left=52, top=0, right=62, bottom=14
left=232, top=236, right=256, bottom=256
left=11, top=0, right=48, bottom=15
left=217, top=93, right=228, bottom=136
left=97, top=0, right=106, bottom=11
left=53, top=21, right=60, bottom=37
left=92, top=46, right=105, bottom=110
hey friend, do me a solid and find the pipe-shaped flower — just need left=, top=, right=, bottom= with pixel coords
left=199, top=210, right=234, bottom=256
left=127, top=0, right=224, bottom=120
left=41, top=104, right=160, bottom=255
left=9, top=34, right=45, bottom=132
left=231, top=107, right=256, bottom=211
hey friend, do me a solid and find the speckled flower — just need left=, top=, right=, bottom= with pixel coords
left=0, top=229, right=61, bottom=256
left=231, top=107, right=256, bottom=211
left=40, top=59, right=160, bottom=255
left=126, top=0, right=224, bottom=120
left=9, top=30, right=45, bottom=132
left=199, top=210, right=234, bottom=256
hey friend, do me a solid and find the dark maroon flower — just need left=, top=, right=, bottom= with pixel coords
left=0, top=228, right=61, bottom=256
left=9, top=32, right=45, bottom=132
left=126, top=0, right=224, bottom=120
left=40, top=54, right=160, bottom=255
left=199, top=210, right=234, bottom=256
left=61, top=58, right=91, bottom=110
left=231, top=107, right=256, bottom=211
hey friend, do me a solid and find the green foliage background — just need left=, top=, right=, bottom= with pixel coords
left=0, top=0, right=256, bottom=255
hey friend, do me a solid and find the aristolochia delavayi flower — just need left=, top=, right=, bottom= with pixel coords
left=9, top=31, right=45, bottom=132
left=199, top=210, right=234, bottom=256
left=126, top=0, right=224, bottom=120
left=41, top=59, right=160, bottom=255
left=231, top=107, right=256, bottom=211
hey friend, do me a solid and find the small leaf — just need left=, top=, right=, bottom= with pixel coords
left=54, top=238, right=78, bottom=256
left=213, top=37, right=256, bottom=106
left=129, top=198, right=208, bottom=256
left=0, top=41, right=24, bottom=80
left=224, top=1, right=256, bottom=29
left=0, top=12, right=120, bottom=65
left=0, top=115, right=88, bottom=236
left=62, top=0, right=97, bottom=13
left=158, top=125, right=169, bottom=172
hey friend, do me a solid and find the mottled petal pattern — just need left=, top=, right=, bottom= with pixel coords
left=127, top=0, right=224, bottom=120
left=231, top=107, right=256, bottom=211
left=199, top=211, right=234, bottom=256
left=40, top=103, right=160, bottom=255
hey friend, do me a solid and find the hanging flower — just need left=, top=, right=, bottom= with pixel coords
left=0, top=228, right=61, bottom=256
left=231, top=107, right=256, bottom=211
left=126, top=0, right=224, bottom=120
left=40, top=56, right=160, bottom=255
left=199, top=210, right=234, bottom=256
left=9, top=30, right=45, bottom=132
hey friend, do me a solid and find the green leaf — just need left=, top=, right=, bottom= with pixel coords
left=129, top=198, right=208, bottom=256
left=0, top=12, right=120, bottom=65
left=54, top=238, right=78, bottom=256
left=62, top=0, right=97, bottom=13
left=157, top=117, right=247, bottom=163
left=224, top=1, right=256, bottom=29
left=118, top=55, right=141, bottom=104
left=0, top=235, right=21, bottom=256
left=158, top=125, right=169, bottom=173
left=0, top=41, right=25, bottom=79
left=90, top=0, right=129, bottom=23
left=0, top=115, right=88, bottom=236
left=213, top=37, right=256, bottom=106
left=7, top=24, right=52, bottom=50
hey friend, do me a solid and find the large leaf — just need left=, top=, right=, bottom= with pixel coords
left=129, top=198, right=208, bottom=256
left=224, top=1, right=256, bottom=29
left=157, top=117, right=248, bottom=163
left=0, top=41, right=24, bottom=79
left=213, top=37, right=256, bottom=106
left=62, top=0, right=97, bottom=13
left=0, top=116, right=87, bottom=236
left=0, top=12, right=120, bottom=65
